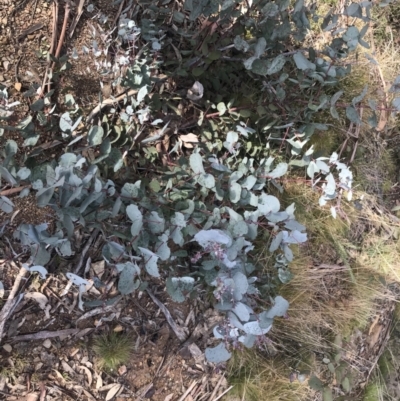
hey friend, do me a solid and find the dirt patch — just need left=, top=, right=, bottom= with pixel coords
left=0, top=261, right=227, bottom=400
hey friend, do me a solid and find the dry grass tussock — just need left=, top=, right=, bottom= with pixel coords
left=225, top=349, right=314, bottom=401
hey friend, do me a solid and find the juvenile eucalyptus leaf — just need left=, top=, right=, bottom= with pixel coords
left=309, top=375, right=324, bottom=391
left=233, top=271, right=248, bottom=296
left=268, top=162, right=288, bottom=178
left=266, top=296, right=289, bottom=318
left=118, top=262, right=140, bottom=295
left=59, top=240, right=72, bottom=256
left=148, top=211, right=165, bottom=234
left=293, top=52, right=316, bottom=71
left=36, top=187, right=55, bottom=207
left=156, top=232, right=170, bottom=261
left=269, top=231, right=283, bottom=252
left=243, top=321, right=272, bottom=335
left=234, top=36, right=249, bottom=52
left=0, top=166, right=17, bottom=186
left=166, top=276, right=195, bottom=303
left=126, top=204, right=143, bottom=236
left=267, top=55, right=286, bottom=75
left=229, top=182, right=241, bottom=203
left=88, top=125, right=104, bottom=146
left=205, top=343, right=232, bottom=363
left=232, top=302, right=250, bottom=322
left=28, top=265, right=48, bottom=279
left=189, top=153, right=205, bottom=175
left=258, top=193, right=280, bottom=215
left=139, top=247, right=160, bottom=277
left=0, top=196, right=14, bottom=213
left=121, top=181, right=141, bottom=199
left=17, top=167, right=31, bottom=180
left=346, top=105, right=361, bottom=123
left=198, top=173, right=215, bottom=189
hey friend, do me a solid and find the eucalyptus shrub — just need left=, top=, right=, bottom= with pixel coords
left=0, top=122, right=353, bottom=362
left=0, top=0, right=395, bottom=365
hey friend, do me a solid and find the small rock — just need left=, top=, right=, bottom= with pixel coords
left=43, top=339, right=52, bottom=349
left=3, top=344, right=12, bottom=352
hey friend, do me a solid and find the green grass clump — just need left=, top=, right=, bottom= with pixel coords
left=92, top=332, right=134, bottom=371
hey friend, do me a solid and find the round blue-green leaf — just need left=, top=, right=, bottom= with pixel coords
left=88, top=125, right=104, bottom=146
left=229, top=182, right=241, bottom=203
left=189, top=153, right=205, bottom=175
left=17, top=167, right=31, bottom=180
left=205, top=343, right=232, bottom=363
left=60, top=112, right=73, bottom=132
left=198, top=173, right=215, bottom=189
left=267, top=55, right=286, bottom=75
left=265, top=295, right=289, bottom=318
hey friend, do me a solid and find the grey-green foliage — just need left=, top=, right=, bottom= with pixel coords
left=0, top=123, right=310, bottom=363
left=0, top=0, right=387, bottom=367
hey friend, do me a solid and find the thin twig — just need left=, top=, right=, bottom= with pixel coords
left=41, top=0, right=58, bottom=96
left=0, top=265, right=28, bottom=343
left=0, top=185, right=31, bottom=197
left=11, top=328, right=81, bottom=342
left=69, top=0, right=86, bottom=38
left=146, top=288, right=188, bottom=342
left=177, top=380, right=198, bottom=401
left=86, top=88, right=138, bottom=123
left=74, top=228, right=99, bottom=274
left=54, top=1, right=71, bottom=60
left=111, top=0, right=125, bottom=30
left=212, top=386, right=233, bottom=401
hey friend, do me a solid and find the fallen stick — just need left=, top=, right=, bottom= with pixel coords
left=177, top=380, right=197, bottom=401
left=86, top=88, right=138, bottom=123
left=41, top=0, right=58, bottom=96
left=11, top=328, right=81, bottom=342
left=146, top=288, right=188, bottom=342
left=69, top=0, right=86, bottom=38
left=0, top=265, right=28, bottom=343
left=0, top=185, right=31, bottom=197
left=74, top=228, right=99, bottom=274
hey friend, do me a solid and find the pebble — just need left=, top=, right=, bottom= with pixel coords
left=43, top=339, right=52, bottom=349
left=3, top=344, right=12, bottom=352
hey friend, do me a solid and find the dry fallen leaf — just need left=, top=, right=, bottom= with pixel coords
left=187, top=81, right=204, bottom=101
left=95, top=372, right=103, bottom=390
left=118, top=365, right=127, bottom=375
left=26, top=393, right=39, bottom=401
left=164, top=394, right=174, bottom=401
left=79, top=365, right=93, bottom=387
left=179, top=133, right=199, bottom=149
left=15, top=82, right=22, bottom=91
left=105, top=383, right=122, bottom=401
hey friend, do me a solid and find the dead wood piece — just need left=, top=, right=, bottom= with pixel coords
left=69, top=0, right=86, bottom=38
left=0, top=266, right=28, bottom=343
left=17, top=23, right=44, bottom=41
left=11, top=328, right=81, bottom=342
left=76, top=297, right=122, bottom=322
left=177, top=380, right=198, bottom=401
left=146, top=288, right=188, bottom=342
left=86, top=89, right=138, bottom=123
left=74, top=228, right=99, bottom=274
left=212, top=386, right=233, bottom=401
left=0, top=185, right=31, bottom=197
